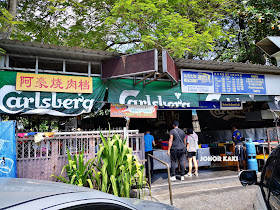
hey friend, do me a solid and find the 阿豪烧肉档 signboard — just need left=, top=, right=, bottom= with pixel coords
left=181, top=70, right=267, bottom=95
left=16, top=72, right=93, bottom=93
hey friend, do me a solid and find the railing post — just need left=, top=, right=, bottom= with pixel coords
left=166, top=164, right=173, bottom=206
left=148, top=155, right=152, bottom=187
left=89, top=137, right=94, bottom=159
left=51, top=140, right=59, bottom=180
left=148, top=154, right=173, bottom=206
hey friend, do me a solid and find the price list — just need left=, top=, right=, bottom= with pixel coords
left=213, top=72, right=266, bottom=94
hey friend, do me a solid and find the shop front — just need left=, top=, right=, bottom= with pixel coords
left=106, top=70, right=280, bottom=172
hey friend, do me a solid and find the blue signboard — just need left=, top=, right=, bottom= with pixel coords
left=182, top=71, right=213, bottom=86
left=220, top=101, right=242, bottom=110
left=213, top=72, right=266, bottom=94
left=158, top=101, right=243, bottom=110
left=181, top=70, right=266, bottom=95
left=158, top=101, right=220, bottom=110
left=0, top=121, right=17, bottom=178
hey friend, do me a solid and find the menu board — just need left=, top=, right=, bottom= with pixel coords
left=181, top=70, right=266, bottom=94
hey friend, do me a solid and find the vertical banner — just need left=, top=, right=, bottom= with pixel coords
left=0, top=121, right=17, bottom=178
left=192, top=110, right=201, bottom=133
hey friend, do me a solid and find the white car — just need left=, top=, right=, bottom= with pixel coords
left=0, top=178, right=177, bottom=210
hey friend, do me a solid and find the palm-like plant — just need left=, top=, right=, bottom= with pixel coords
left=93, top=133, right=146, bottom=198
left=52, top=149, right=94, bottom=188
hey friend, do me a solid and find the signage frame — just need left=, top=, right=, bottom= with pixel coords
left=181, top=69, right=270, bottom=95
left=162, top=49, right=179, bottom=84
left=101, top=49, right=158, bottom=79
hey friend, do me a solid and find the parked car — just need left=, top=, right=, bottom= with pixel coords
left=0, top=178, right=176, bottom=210
left=239, top=144, right=280, bottom=210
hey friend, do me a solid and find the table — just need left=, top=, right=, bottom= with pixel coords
left=223, top=143, right=233, bottom=168
left=253, top=142, right=279, bottom=163
left=153, top=148, right=211, bottom=170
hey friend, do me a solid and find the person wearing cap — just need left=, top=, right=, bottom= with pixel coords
left=232, top=125, right=246, bottom=171
left=167, top=121, right=187, bottom=181
left=185, top=128, right=198, bottom=177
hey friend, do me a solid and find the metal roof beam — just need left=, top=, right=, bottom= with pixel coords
left=8, top=53, right=101, bottom=65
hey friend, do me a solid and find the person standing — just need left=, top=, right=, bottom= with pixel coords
left=186, top=128, right=199, bottom=174
left=167, top=121, right=186, bottom=181
left=144, top=130, right=156, bottom=179
left=186, top=128, right=198, bottom=177
left=232, top=125, right=246, bottom=171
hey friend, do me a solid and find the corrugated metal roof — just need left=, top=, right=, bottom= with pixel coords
left=174, top=58, right=280, bottom=75
left=0, top=39, right=120, bottom=63
left=1, top=39, right=280, bottom=76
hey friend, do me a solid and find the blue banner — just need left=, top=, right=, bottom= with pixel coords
left=158, top=101, right=220, bottom=110
left=213, top=72, right=266, bottom=94
left=0, top=121, right=16, bottom=178
left=181, top=70, right=266, bottom=95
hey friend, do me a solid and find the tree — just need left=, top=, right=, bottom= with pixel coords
left=8, top=0, right=233, bottom=57
left=0, top=0, right=18, bottom=40
left=214, top=0, right=280, bottom=64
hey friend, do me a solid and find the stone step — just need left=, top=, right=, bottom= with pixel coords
left=150, top=175, right=240, bottom=196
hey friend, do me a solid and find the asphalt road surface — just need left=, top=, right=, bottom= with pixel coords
left=145, top=170, right=258, bottom=210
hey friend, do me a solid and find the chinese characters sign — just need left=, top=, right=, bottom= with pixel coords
left=181, top=70, right=266, bottom=95
left=110, top=104, right=157, bottom=118
left=16, top=73, right=93, bottom=93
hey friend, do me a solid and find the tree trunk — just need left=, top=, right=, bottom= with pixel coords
left=0, top=0, right=18, bottom=39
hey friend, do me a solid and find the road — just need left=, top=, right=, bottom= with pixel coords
left=145, top=171, right=258, bottom=210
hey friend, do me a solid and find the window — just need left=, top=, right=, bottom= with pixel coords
left=62, top=202, right=132, bottom=210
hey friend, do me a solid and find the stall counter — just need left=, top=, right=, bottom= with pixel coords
left=153, top=148, right=211, bottom=170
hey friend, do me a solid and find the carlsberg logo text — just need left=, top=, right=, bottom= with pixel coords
left=0, top=85, right=95, bottom=114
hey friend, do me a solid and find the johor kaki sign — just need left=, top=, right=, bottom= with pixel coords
left=16, top=72, right=93, bottom=93
left=110, top=104, right=157, bottom=118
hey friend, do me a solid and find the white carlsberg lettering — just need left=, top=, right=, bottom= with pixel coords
left=82, top=99, right=95, bottom=111
left=63, top=99, right=74, bottom=109
left=158, top=96, right=163, bottom=106
left=119, top=90, right=140, bottom=104
left=73, top=97, right=84, bottom=109
left=0, top=85, right=24, bottom=114
left=41, top=98, right=51, bottom=108
left=51, top=92, right=62, bottom=108
left=6, top=97, right=23, bottom=109
left=145, top=95, right=151, bottom=105
left=23, top=97, right=34, bottom=108
left=35, top=92, right=45, bottom=108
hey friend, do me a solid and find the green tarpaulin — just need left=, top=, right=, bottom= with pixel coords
left=108, top=79, right=200, bottom=107
left=107, top=79, right=276, bottom=108
left=0, top=72, right=106, bottom=116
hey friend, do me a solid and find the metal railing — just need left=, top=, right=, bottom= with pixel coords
left=16, top=129, right=144, bottom=181
left=147, top=154, right=173, bottom=205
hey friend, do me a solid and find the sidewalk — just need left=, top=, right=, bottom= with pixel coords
left=145, top=168, right=257, bottom=210
left=150, top=167, right=240, bottom=186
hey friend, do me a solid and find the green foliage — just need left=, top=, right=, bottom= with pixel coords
left=52, top=149, right=94, bottom=188
left=52, top=130, right=146, bottom=198
left=12, top=0, right=230, bottom=57
left=93, top=132, right=146, bottom=198
left=215, top=0, right=280, bottom=64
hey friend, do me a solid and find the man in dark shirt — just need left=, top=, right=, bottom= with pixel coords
left=232, top=125, right=246, bottom=171
left=167, top=121, right=186, bottom=181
